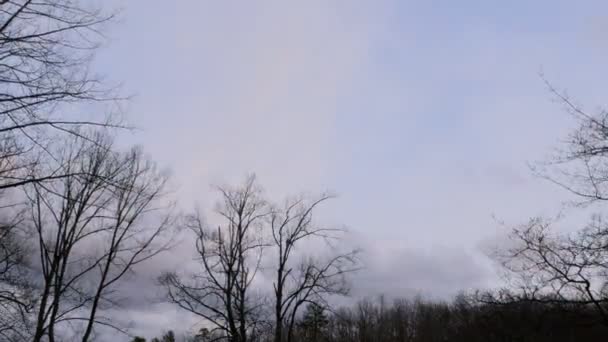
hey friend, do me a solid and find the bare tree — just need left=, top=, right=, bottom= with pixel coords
left=162, top=176, right=268, bottom=342
left=269, top=194, right=359, bottom=342
left=24, top=133, right=171, bottom=342
left=0, top=3, right=124, bottom=333
left=496, top=78, right=608, bottom=325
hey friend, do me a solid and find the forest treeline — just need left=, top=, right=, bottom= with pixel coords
left=140, top=296, right=608, bottom=342
left=2, top=1, right=608, bottom=342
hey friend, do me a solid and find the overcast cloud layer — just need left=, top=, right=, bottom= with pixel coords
left=93, top=1, right=608, bottom=338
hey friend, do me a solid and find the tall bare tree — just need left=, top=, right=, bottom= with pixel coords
left=497, top=79, right=608, bottom=325
left=25, top=133, right=171, bottom=342
left=162, top=176, right=268, bottom=342
left=269, top=195, right=359, bottom=342
left=0, top=3, right=125, bottom=335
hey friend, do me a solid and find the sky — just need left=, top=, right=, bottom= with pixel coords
left=92, top=0, right=608, bottom=338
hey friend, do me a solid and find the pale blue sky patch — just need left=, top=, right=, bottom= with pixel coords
left=92, top=1, right=608, bottom=338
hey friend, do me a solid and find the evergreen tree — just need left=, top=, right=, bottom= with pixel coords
left=299, top=303, right=329, bottom=341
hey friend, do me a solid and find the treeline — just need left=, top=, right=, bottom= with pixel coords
left=321, top=296, right=608, bottom=342
left=135, top=296, right=608, bottom=342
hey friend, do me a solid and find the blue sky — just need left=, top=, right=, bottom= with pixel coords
left=94, top=0, right=608, bottom=337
